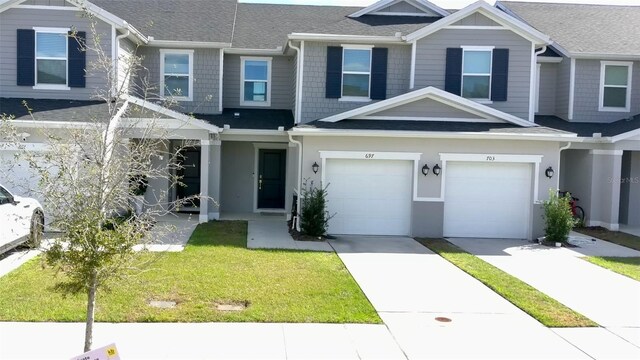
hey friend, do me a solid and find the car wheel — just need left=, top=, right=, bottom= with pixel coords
left=28, top=211, right=44, bottom=248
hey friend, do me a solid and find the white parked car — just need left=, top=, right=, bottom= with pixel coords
left=0, top=184, right=44, bottom=255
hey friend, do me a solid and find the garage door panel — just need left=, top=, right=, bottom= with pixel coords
left=325, top=159, right=412, bottom=236
left=444, top=162, right=533, bottom=239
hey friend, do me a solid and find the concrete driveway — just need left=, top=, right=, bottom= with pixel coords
left=448, top=237, right=640, bottom=352
left=330, top=236, right=589, bottom=359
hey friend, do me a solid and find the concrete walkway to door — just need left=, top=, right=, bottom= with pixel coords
left=330, top=236, right=589, bottom=359
left=448, top=236, right=640, bottom=352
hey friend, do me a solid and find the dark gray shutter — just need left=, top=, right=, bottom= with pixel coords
left=16, top=29, right=35, bottom=86
left=325, top=46, right=342, bottom=98
left=68, top=31, right=86, bottom=88
left=444, top=48, right=463, bottom=95
left=491, top=48, right=509, bottom=101
left=370, top=47, right=388, bottom=100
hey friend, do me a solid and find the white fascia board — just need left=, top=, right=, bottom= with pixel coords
left=0, top=0, right=25, bottom=13
left=349, top=0, right=449, bottom=18
left=125, top=96, right=219, bottom=133
left=611, top=128, right=640, bottom=143
left=289, top=128, right=577, bottom=142
left=404, top=1, right=550, bottom=45
left=318, top=86, right=536, bottom=127
left=7, top=119, right=97, bottom=129
left=571, top=53, right=640, bottom=61
left=288, top=33, right=404, bottom=44
left=148, top=40, right=231, bottom=48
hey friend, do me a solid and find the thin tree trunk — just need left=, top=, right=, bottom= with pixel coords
left=84, top=271, right=98, bottom=353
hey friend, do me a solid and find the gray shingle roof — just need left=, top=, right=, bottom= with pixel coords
left=91, top=0, right=238, bottom=43
left=299, top=119, right=572, bottom=135
left=196, top=108, right=293, bottom=130
left=0, top=98, right=111, bottom=121
left=536, top=115, right=640, bottom=137
left=499, top=1, right=640, bottom=56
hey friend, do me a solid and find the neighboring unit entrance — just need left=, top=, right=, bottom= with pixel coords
left=325, top=159, right=412, bottom=236
left=257, top=149, right=286, bottom=209
left=443, top=161, right=533, bottom=239
left=176, top=147, right=201, bottom=207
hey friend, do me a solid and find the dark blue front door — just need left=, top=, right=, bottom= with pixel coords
left=257, top=149, right=286, bottom=209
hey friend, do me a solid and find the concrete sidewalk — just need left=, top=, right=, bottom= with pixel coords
left=247, top=217, right=332, bottom=252
left=0, top=322, right=405, bottom=360
left=448, top=237, right=640, bottom=352
left=330, top=236, right=590, bottom=359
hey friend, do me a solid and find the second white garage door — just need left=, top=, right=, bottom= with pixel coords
left=325, top=159, right=412, bottom=236
left=444, top=161, right=533, bottom=239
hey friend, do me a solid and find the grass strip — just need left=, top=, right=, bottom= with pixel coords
left=575, top=228, right=640, bottom=251
left=584, top=257, right=640, bottom=281
left=417, top=238, right=597, bottom=328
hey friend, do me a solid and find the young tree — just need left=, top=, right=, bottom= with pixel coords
left=1, top=5, right=212, bottom=352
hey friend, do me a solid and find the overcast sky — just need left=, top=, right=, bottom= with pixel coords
left=242, top=0, right=640, bottom=9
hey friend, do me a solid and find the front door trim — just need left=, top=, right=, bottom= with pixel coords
left=253, top=143, right=288, bottom=212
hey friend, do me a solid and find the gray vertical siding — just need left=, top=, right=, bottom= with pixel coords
left=300, top=42, right=411, bottom=123
left=451, top=13, right=500, bottom=26
left=222, top=54, right=295, bottom=110
left=572, top=59, right=640, bottom=123
left=377, top=2, right=430, bottom=15
left=137, top=46, right=220, bottom=114
left=554, top=55, right=571, bottom=120
left=537, top=62, right=557, bottom=116
left=116, top=36, right=137, bottom=95
left=23, top=0, right=70, bottom=6
left=414, top=29, right=532, bottom=120
left=290, top=53, right=298, bottom=115
left=0, top=8, right=111, bottom=100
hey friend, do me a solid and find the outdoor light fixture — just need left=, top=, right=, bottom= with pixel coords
left=545, top=166, right=555, bottom=179
left=433, top=164, right=441, bottom=176
left=421, top=164, right=430, bottom=176
left=312, top=162, right=319, bottom=174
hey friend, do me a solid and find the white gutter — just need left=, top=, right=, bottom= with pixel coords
left=288, top=132, right=303, bottom=232
left=288, top=33, right=405, bottom=44
left=288, top=40, right=304, bottom=124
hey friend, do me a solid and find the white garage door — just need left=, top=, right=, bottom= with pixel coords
left=444, top=162, right=533, bottom=239
left=0, top=149, right=51, bottom=205
left=325, top=159, right=412, bottom=236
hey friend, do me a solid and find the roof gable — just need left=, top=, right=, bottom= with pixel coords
left=319, top=87, right=536, bottom=128
left=405, top=1, right=550, bottom=45
left=350, top=0, right=448, bottom=18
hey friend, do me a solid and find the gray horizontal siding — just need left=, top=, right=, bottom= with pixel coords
left=222, top=54, right=294, bottom=110
left=0, top=7, right=111, bottom=100
left=537, top=62, right=557, bottom=116
left=378, top=2, right=427, bottom=15
left=300, top=42, right=411, bottom=123
left=572, top=59, right=640, bottom=123
left=451, top=13, right=500, bottom=26
left=414, top=29, right=532, bottom=120
left=22, top=0, right=70, bottom=6
left=117, top=36, right=136, bottom=96
left=137, top=46, right=220, bottom=114
left=554, top=56, right=571, bottom=120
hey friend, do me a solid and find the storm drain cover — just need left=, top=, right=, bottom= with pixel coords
left=214, top=300, right=249, bottom=312
left=435, top=316, right=452, bottom=323
left=148, top=300, right=177, bottom=309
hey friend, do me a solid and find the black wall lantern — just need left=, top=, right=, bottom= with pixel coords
left=421, top=164, right=430, bottom=176
left=545, top=166, right=555, bottom=179
left=433, top=164, right=441, bottom=176
left=312, top=161, right=319, bottom=174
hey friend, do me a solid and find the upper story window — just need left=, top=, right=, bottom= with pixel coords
left=599, top=61, right=632, bottom=112
left=241, top=57, right=271, bottom=107
left=160, top=49, right=193, bottom=101
left=462, top=47, right=493, bottom=101
left=342, top=46, right=372, bottom=99
left=34, top=28, right=68, bottom=89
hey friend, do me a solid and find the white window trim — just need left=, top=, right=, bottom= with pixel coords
left=599, top=61, right=632, bottom=112
left=160, top=49, right=194, bottom=102
left=240, top=56, right=272, bottom=107
left=341, top=45, right=373, bottom=101
left=461, top=46, right=494, bottom=102
left=33, top=27, right=70, bottom=90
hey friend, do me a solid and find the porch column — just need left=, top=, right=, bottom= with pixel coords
left=209, top=139, right=222, bottom=220
left=199, top=139, right=211, bottom=223
left=589, top=150, right=623, bottom=230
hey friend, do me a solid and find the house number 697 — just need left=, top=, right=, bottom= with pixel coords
left=365, top=153, right=375, bottom=159
left=486, top=156, right=496, bottom=161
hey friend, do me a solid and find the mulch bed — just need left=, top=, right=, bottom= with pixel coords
left=287, top=220, right=331, bottom=242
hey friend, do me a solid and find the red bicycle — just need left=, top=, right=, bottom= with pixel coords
left=559, top=191, right=585, bottom=223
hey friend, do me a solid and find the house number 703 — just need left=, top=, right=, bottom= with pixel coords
left=365, top=153, right=375, bottom=159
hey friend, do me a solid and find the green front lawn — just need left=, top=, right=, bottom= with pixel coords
left=575, top=228, right=640, bottom=251
left=0, top=221, right=380, bottom=323
left=584, top=257, right=640, bottom=281
left=417, top=238, right=597, bottom=328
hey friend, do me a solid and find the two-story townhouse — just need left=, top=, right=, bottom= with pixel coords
left=1, top=0, right=590, bottom=240
left=498, top=1, right=640, bottom=234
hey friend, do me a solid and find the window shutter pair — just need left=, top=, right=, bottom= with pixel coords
left=444, top=47, right=509, bottom=101
left=16, top=29, right=86, bottom=88
left=325, top=46, right=388, bottom=100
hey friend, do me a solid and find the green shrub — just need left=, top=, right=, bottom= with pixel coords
left=300, top=180, right=332, bottom=237
left=543, top=189, right=576, bottom=243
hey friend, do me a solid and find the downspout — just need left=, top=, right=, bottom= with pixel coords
left=530, top=45, right=547, bottom=123
left=114, top=29, right=131, bottom=99
left=288, top=132, right=303, bottom=231
left=557, top=141, right=572, bottom=190
left=288, top=40, right=303, bottom=124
